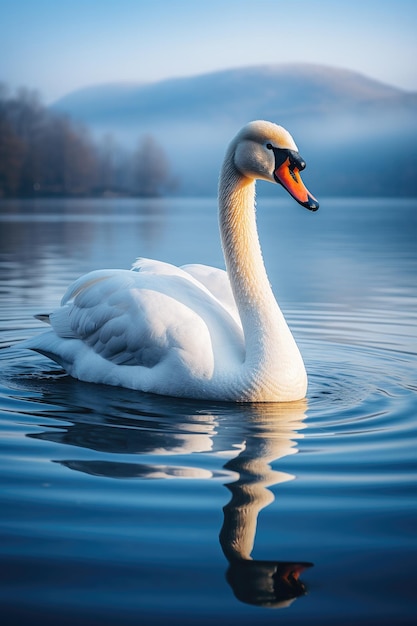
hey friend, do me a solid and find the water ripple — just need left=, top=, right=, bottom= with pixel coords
left=1, top=198, right=417, bottom=624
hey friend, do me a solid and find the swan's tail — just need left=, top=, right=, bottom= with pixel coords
left=34, top=313, right=51, bottom=324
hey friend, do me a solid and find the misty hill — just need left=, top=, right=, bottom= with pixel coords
left=53, top=64, right=417, bottom=196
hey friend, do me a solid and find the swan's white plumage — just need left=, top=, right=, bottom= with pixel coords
left=180, top=263, right=240, bottom=325
left=24, top=120, right=318, bottom=402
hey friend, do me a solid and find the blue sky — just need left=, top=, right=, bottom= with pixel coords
left=1, top=0, right=416, bottom=102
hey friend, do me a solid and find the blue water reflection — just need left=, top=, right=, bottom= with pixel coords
left=23, top=376, right=312, bottom=607
left=0, top=197, right=416, bottom=624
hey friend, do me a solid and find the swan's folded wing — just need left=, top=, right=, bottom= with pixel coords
left=181, top=263, right=240, bottom=326
left=50, top=270, right=178, bottom=366
left=48, top=267, right=244, bottom=368
left=132, top=258, right=235, bottom=311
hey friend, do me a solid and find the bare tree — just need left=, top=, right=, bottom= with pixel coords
left=95, top=133, right=130, bottom=194
left=0, top=86, right=178, bottom=198
left=131, top=134, right=176, bottom=197
left=0, top=107, right=24, bottom=196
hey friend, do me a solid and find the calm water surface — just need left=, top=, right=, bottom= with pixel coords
left=0, top=197, right=416, bottom=625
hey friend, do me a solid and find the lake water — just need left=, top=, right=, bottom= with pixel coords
left=0, top=196, right=416, bottom=625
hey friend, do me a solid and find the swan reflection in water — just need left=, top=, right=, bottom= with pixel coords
left=27, top=376, right=313, bottom=608
left=219, top=401, right=312, bottom=608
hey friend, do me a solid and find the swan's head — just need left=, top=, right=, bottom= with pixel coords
left=233, top=120, right=319, bottom=211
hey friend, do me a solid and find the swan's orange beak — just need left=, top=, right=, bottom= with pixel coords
left=274, top=156, right=319, bottom=211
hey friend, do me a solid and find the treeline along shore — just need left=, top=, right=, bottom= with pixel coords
left=0, top=85, right=176, bottom=198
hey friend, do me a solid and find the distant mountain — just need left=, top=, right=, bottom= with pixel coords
left=53, top=64, right=417, bottom=196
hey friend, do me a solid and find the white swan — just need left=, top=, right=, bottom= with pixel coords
left=24, top=121, right=318, bottom=402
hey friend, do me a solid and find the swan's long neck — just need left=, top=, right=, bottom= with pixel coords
left=219, top=150, right=306, bottom=401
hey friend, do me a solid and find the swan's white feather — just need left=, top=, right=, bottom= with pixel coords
left=181, top=263, right=240, bottom=326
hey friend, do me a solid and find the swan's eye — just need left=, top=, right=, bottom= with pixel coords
left=266, top=143, right=273, bottom=150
